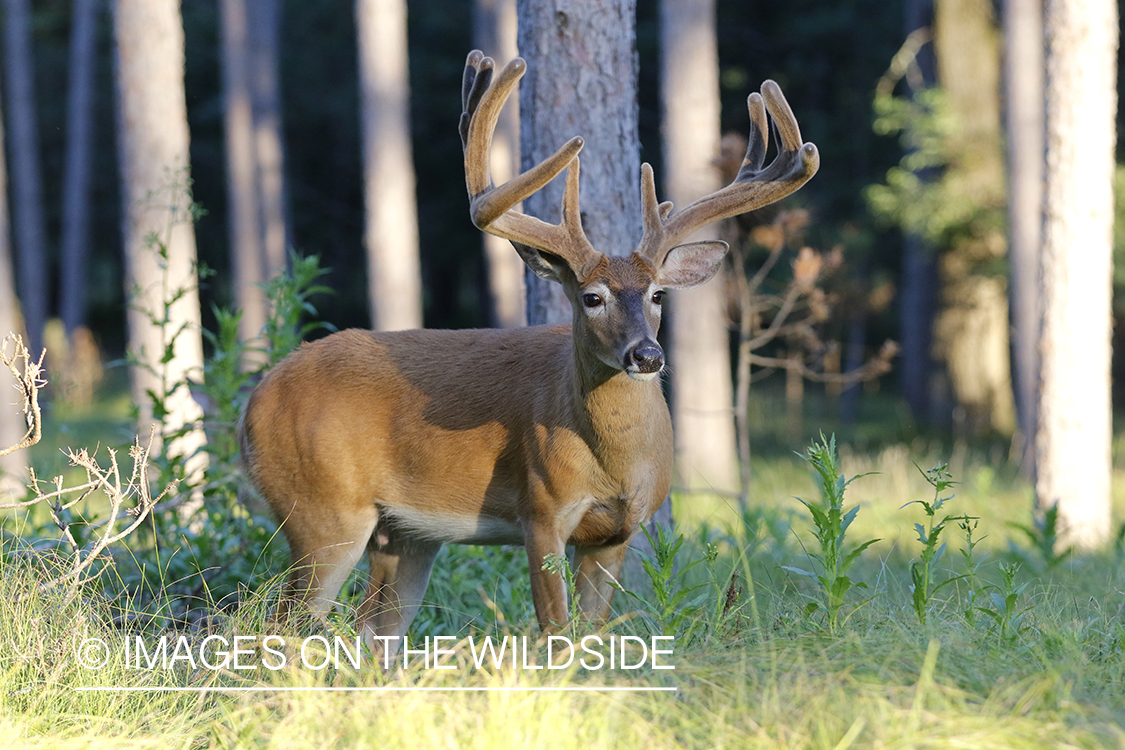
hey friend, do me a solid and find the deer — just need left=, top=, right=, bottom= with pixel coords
left=238, top=50, right=818, bottom=660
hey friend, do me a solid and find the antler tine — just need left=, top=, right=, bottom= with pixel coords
left=638, top=79, right=819, bottom=265
left=744, top=91, right=769, bottom=172
left=460, top=51, right=598, bottom=274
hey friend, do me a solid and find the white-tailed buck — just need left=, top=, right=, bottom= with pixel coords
left=239, top=51, right=818, bottom=656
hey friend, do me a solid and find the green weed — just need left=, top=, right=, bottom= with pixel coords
left=783, top=433, right=880, bottom=633
left=903, top=462, right=967, bottom=625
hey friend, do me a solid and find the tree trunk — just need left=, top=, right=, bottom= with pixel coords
left=356, top=0, right=423, bottom=331
left=474, top=0, right=526, bottom=328
left=113, top=0, right=207, bottom=488
left=659, top=0, right=738, bottom=495
left=1003, top=0, right=1044, bottom=473
left=899, top=0, right=937, bottom=421
left=223, top=0, right=289, bottom=357
left=60, top=0, right=99, bottom=338
left=931, top=0, right=1015, bottom=436
left=4, top=0, right=47, bottom=356
left=516, top=0, right=640, bottom=326
left=515, top=0, right=669, bottom=581
left=1037, top=0, right=1117, bottom=550
left=0, top=95, right=25, bottom=493
left=221, top=0, right=263, bottom=350
left=248, top=0, right=289, bottom=295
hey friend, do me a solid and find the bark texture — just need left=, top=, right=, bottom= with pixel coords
left=931, top=0, right=1015, bottom=436
left=1037, top=0, right=1117, bottom=549
left=660, top=0, right=738, bottom=494
left=356, top=0, right=423, bottom=331
left=60, top=0, right=99, bottom=335
left=0, top=97, right=26, bottom=492
left=113, top=0, right=207, bottom=478
left=1003, top=0, right=1045, bottom=472
left=514, top=0, right=670, bottom=572
left=4, top=0, right=47, bottom=355
left=516, top=0, right=640, bottom=325
left=223, top=0, right=290, bottom=356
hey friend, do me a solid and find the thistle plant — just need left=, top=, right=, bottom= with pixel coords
left=903, top=462, right=967, bottom=625
left=783, top=433, right=879, bottom=634
left=957, top=516, right=988, bottom=627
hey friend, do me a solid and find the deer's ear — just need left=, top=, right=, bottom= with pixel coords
left=656, top=241, right=729, bottom=288
left=512, top=242, right=576, bottom=283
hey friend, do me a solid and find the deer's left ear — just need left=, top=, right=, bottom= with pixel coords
left=656, top=240, right=729, bottom=289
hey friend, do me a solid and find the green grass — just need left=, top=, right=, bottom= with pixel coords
left=5, top=543, right=1125, bottom=748
left=6, top=387, right=1125, bottom=747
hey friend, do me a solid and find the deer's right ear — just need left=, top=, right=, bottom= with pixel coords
left=512, top=242, right=575, bottom=283
left=656, top=240, right=729, bottom=288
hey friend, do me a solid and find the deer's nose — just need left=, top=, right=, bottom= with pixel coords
left=628, top=342, right=665, bottom=373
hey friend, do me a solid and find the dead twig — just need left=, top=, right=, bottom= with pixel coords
left=0, top=332, right=45, bottom=462
left=28, top=427, right=178, bottom=593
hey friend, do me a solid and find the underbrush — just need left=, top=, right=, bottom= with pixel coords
left=4, top=255, right=1125, bottom=746
left=4, top=433, right=1125, bottom=748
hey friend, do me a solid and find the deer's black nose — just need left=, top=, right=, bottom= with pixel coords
left=629, top=342, right=665, bottom=373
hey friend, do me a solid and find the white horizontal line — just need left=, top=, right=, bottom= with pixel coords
left=73, top=686, right=677, bottom=693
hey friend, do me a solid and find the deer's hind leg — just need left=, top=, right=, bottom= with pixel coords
left=357, top=532, right=441, bottom=664
left=273, top=499, right=379, bottom=626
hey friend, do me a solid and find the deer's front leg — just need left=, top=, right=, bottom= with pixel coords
left=524, top=522, right=568, bottom=631
left=573, top=542, right=628, bottom=623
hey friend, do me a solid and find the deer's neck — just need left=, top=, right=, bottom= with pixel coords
left=569, top=335, right=666, bottom=463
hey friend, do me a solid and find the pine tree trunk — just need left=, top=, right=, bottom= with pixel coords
left=1003, top=0, right=1044, bottom=473
left=514, top=0, right=671, bottom=579
left=221, top=0, right=264, bottom=351
left=223, top=0, right=289, bottom=357
left=899, top=0, right=937, bottom=421
left=516, top=0, right=640, bottom=325
left=113, top=0, right=207, bottom=489
left=931, top=0, right=1015, bottom=436
left=248, top=0, right=289, bottom=289
left=660, top=0, right=738, bottom=495
left=0, top=97, right=26, bottom=493
left=474, top=0, right=526, bottom=328
left=4, top=0, right=47, bottom=355
left=356, top=0, right=423, bottom=331
left=1037, top=0, right=1117, bottom=550
left=60, top=0, right=99, bottom=337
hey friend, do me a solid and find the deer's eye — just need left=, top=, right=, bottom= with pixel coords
left=652, top=290, right=666, bottom=305
left=582, top=293, right=604, bottom=308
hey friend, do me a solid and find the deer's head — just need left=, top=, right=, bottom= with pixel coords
left=459, top=52, right=819, bottom=381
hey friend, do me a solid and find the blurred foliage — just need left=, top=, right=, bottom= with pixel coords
left=866, top=84, right=1007, bottom=276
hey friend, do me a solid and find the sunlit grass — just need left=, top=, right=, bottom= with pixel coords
left=7, top=386, right=1125, bottom=747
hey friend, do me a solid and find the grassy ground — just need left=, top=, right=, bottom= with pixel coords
left=4, top=389, right=1125, bottom=748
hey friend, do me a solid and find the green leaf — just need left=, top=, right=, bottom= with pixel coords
left=781, top=565, right=817, bottom=579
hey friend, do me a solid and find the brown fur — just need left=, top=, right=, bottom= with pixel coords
left=241, top=51, right=817, bottom=658
left=239, top=256, right=678, bottom=656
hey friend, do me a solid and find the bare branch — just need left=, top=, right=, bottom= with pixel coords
left=746, top=340, right=897, bottom=384
left=0, top=332, right=45, bottom=459
left=8, top=427, right=178, bottom=594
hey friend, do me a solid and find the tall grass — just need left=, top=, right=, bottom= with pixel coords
left=6, top=445, right=1125, bottom=750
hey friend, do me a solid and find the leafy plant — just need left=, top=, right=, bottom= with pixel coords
left=979, top=561, right=1031, bottom=642
left=956, top=517, right=989, bottom=627
left=903, top=462, right=967, bottom=625
left=124, top=177, right=210, bottom=494
left=611, top=525, right=718, bottom=644
left=1008, top=502, right=1073, bottom=573
left=109, top=249, right=334, bottom=617
left=540, top=551, right=580, bottom=628
left=782, top=433, right=879, bottom=634
left=259, top=252, right=335, bottom=366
